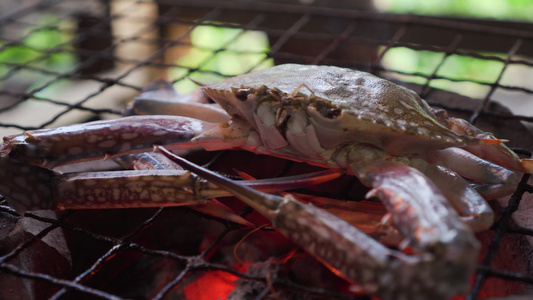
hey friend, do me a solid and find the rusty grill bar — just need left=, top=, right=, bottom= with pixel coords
left=1, top=0, right=533, bottom=299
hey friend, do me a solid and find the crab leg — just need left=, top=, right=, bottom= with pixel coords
left=111, top=152, right=341, bottom=226
left=123, top=79, right=229, bottom=122
left=113, top=152, right=176, bottom=171
left=1, top=146, right=340, bottom=217
left=157, top=146, right=478, bottom=300
left=0, top=154, right=217, bottom=214
left=434, top=147, right=521, bottom=199
left=446, top=117, right=533, bottom=172
left=0, top=115, right=232, bottom=213
left=53, top=167, right=341, bottom=204
left=410, top=158, right=494, bottom=232
left=112, top=152, right=255, bottom=226
left=0, top=114, right=342, bottom=215
left=128, top=91, right=231, bottom=123
left=1, top=115, right=252, bottom=168
left=1, top=163, right=340, bottom=214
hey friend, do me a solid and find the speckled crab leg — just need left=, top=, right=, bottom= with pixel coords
left=0, top=115, right=247, bottom=213
left=53, top=166, right=341, bottom=207
left=0, top=151, right=217, bottom=214
left=1, top=144, right=340, bottom=217
left=109, top=152, right=341, bottom=226
left=157, top=146, right=478, bottom=300
left=1, top=115, right=229, bottom=168
left=114, top=152, right=343, bottom=193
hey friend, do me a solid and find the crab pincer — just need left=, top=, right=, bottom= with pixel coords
left=157, top=146, right=477, bottom=300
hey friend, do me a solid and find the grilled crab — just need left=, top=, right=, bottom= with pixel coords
left=1, top=64, right=531, bottom=300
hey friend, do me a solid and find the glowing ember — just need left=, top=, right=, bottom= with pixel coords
left=183, top=265, right=248, bottom=300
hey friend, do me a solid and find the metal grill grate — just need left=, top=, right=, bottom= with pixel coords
left=1, top=1, right=533, bottom=299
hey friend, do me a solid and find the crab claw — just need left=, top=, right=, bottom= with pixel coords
left=361, top=160, right=479, bottom=256
left=157, top=146, right=479, bottom=300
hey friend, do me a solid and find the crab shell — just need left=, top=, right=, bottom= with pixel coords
left=203, top=64, right=480, bottom=160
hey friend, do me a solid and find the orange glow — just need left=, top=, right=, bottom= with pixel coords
left=183, top=264, right=248, bottom=300
left=183, top=269, right=241, bottom=300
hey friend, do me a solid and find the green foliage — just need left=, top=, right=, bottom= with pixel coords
left=382, top=47, right=506, bottom=97
left=377, top=0, right=528, bottom=97
left=382, top=47, right=504, bottom=82
left=172, top=24, right=273, bottom=94
left=438, top=54, right=504, bottom=82
left=379, top=0, right=533, bottom=21
left=0, top=15, right=76, bottom=80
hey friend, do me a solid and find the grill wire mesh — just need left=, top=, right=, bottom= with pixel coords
left=1, top=0, right=533, bottom=299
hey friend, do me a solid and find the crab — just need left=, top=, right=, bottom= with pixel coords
left=1, top=64, right=531, bottom=300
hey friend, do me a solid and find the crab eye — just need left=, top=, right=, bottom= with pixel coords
left=327, top=108, right=341, bottom=118
left=310, top=100, right=341, bottom=119
left=235, top=89, right=251, bottom=101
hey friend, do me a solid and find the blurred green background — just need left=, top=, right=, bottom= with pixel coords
left=2, top=0, right=531, bottom=98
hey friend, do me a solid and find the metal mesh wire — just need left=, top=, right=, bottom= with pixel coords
left=1, top=0, right=533, bottom=299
